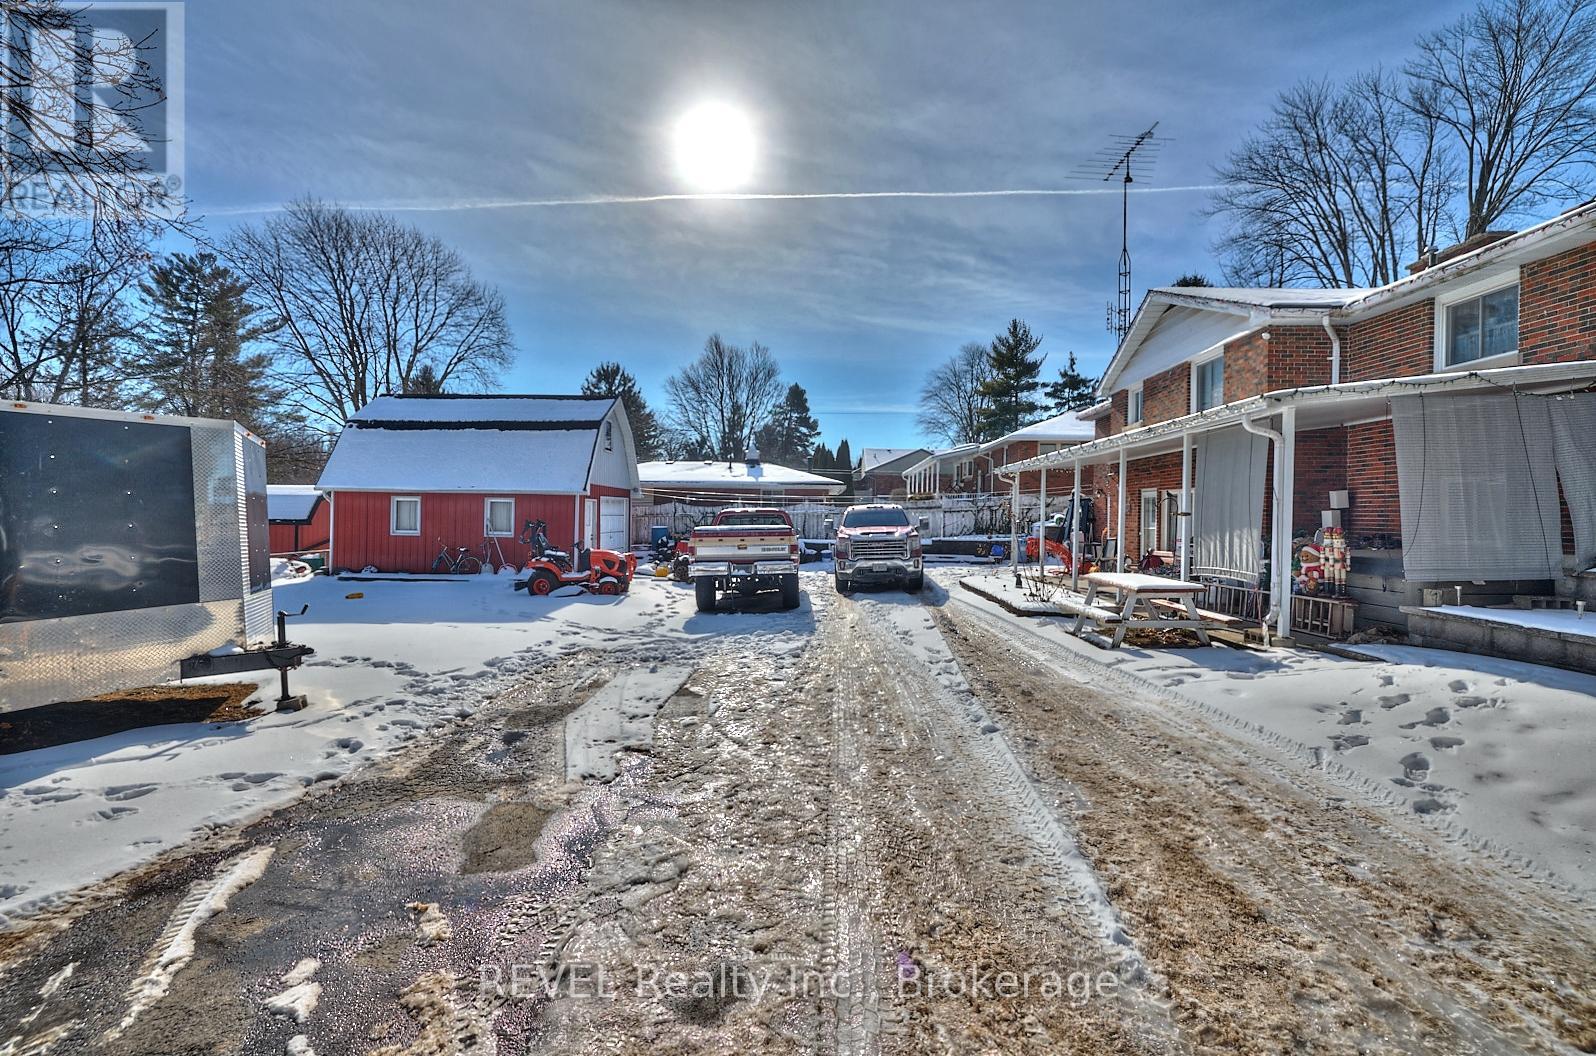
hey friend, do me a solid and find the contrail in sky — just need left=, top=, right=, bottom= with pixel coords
left=201, top=184, right=1224, bottom=217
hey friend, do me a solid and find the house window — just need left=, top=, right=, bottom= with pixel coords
left=1444, top=283, right=1519, bottom=366
left=1194, top=356, right=1224, bottom=412
left=604, top=421, right=614, bottom=451
left=1128, top=386, right=1144, bottom=424
left=391, top=496, right=420, bottom=536
left=485, top=498, right=514, bottom=536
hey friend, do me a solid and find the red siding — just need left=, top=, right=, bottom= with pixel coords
left=330, top=491, right=580, bottom=573
left=269, top=500, right=331, bottom=555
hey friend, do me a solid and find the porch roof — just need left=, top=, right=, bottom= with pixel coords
left=1006, top=359, right=1596, bottom=471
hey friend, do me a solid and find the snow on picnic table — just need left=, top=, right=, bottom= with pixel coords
left=949, top=568, right=1596, bottom=894
left=0, top=572, right=819, bottom=924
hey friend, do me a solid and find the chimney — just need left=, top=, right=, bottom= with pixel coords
left=1407, top=231, right=1517, bottom=275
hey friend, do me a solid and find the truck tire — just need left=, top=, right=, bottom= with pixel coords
left=834, top=573, right=851, bottom=594
left=694, top=577, right=717, bottom=612
left=905, top=572, right=924, bottom=593
left=780, top=574, right=800, bottom=610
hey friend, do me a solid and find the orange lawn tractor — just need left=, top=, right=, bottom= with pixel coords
left=512, top=519, right=637, bottom=597
left=1023, top=533, right=1095, bottom=576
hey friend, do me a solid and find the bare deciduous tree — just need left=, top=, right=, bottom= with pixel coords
left=1407, top=0, right=1596, bottom=237
left=224, top=199, right=514, bottom=424
left=664, top=334, right=783, bottom=460
left=917, top=342, right=994, bottom=446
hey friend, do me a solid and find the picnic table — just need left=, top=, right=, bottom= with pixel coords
left=1055, top=571, right=1214, bottom=648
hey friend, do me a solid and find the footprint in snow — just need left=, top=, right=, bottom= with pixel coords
left=1400, top=707, right=1451, bottom=730
left=1337, top=709, right=1364, bottom=725
left=1399, top=752, right=1431, bottom=780
left=95, top=805, right=139, bottom=821
left=103, top=784, right=157, bottom=802
left=1377, top=693, right=1410, bottom=709
left=1447, top=679, right=1470, bottom=693
left=1411, top=796, right=1453, bottom=815
left=1430, top=735, right=1465, bottom=750
left=1329, top=734, right=1369, bottom=751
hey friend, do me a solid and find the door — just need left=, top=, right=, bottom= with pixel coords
left=1140, top=490, right=1159, bottom=554
left=600, top=496, right=628, bottom=551
left=583, top=498, right=597, bottom=549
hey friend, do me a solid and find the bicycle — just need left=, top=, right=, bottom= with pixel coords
left=431, top=539, right=482, bottom=575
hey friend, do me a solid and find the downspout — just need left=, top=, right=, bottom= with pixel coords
left=997, top=469, right=1020, bottom=576
left=1322, top=315, right=1342, bottom=386
left=1240, top=414, right=1285, bottom=638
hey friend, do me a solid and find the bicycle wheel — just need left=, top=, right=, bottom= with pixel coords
left=431, top=555, right=450, bottom=574
left=456, top=556, right=482, bottom=575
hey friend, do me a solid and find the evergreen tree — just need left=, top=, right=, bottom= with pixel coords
left=1042, top=351, right=1098, bottom=414
left=976, top=319, right=1045, bottom=438
left=811, top=442, right=835, bottom=471
left=752, top=382, right=820, bottom=465
left=404, top=364, right=445, bottom=394
left=581, top=360, right=664, bottom=460
left=134, top=252, right=281, bottom=425
left=833, top=437, right=854, bottom=497
left=1171, top=273, right=1214, bottom=287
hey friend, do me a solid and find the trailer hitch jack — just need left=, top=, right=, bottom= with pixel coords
left=274, top=605, right=311, bottom=712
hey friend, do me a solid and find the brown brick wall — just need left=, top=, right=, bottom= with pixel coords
left=1224, top=332, right=1268, bottom=402
left=1343, top=299, right=1433, bottom=382
left=1293, top=427, right=1347, bottom=533
left=1143, top=362, right=1192, bottom=426
left=1267, top=326, right=1334, bottom=390
left=1520, top=240, right=1596, bottom=364
left=1346, top=420, right=1399, bottom=534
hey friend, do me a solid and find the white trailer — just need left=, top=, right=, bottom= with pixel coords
left=1, top=401, right=278, bottom=713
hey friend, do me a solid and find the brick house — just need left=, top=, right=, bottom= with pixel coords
left=1011, top=199, right=1596, bottom=660
left=854, top=448, right=931, bottom=499
left=902, top=410, right=1098, bottom=498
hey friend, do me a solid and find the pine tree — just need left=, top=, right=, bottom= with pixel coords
left=1171, top=273, right=1213, bottom=287
left=753, top=382, right=820, bottom=465
left=833, top=437, right=854, bottom=497
left=976, top=319, right=1045, bottom=438
left=135, top=252, right=281, bottom=425
left=1042, top=351, right=1098, bottom=414
left=581, top=361, right=664, bottom=460
left=404, top=364, right=445, bottom=394
left=811, top=442, right=835, bottom=471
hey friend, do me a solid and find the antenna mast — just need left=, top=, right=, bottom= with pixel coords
left=1073, top=123, right=1164, bottom=347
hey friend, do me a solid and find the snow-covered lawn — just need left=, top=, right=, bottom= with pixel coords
left=948, top=568, right=1596, bottom=893
left=0, top=572, right=818, bottom=924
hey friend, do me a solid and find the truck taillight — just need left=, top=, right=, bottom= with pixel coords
left=687, top=542, right=696, bottom=557
left=789, top=542, right=799, bottom=554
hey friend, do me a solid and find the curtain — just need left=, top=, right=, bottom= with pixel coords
left=1549, top=391, right=1596, bottom=571
left=1194, top=425, right=1268, bottom=583
left=1391, top=392, right=1562, bottom=581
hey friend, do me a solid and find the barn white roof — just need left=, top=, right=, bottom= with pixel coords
left=267, top=484, right=323, bottom=522
left=318, top=395, right=621, bottom=494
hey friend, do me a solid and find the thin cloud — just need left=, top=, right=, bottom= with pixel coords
left=199, top=184, right=1224, bottom=218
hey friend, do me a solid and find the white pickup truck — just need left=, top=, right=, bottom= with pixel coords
left=687, top=507, right=801, bottom=612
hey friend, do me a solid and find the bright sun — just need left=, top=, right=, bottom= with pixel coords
left=673, top=101, right=756, bottom=192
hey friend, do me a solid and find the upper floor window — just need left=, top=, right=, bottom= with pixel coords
left=1194, top=355, right=1224, bottom=412
left=1444, top=283, right=1519, bottom=367
left=1128, top=386, right=1144, bottom=425
left=604, top=421, right=614, bottom=451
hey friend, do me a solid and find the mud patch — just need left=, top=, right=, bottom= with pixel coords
left=460, top=802, right=555, bottom=874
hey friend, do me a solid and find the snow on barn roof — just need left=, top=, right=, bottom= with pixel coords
left=267, top=484, right=323, bottom=523
left=637, top=459, right=847, bottom=493
left=317, top=394, right=620, bottom=494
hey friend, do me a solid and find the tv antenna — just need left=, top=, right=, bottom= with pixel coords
left=1071, top=122, right=1166, bottom=346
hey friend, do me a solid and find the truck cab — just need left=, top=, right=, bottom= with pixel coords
left=833, top=503, right=923, bottom=594
left=687, top=507, right=802, bottom=612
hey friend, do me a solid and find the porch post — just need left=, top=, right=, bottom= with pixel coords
left=1009, top=472, right=1020, bottom=571
left=1116, top=448, right=1127, bottom=573
left=1070, top=460, right=1082, bottom=592
left=1179, top=431, right=1192, bottom=581
left=1276, top=405, right=1297, bottom=640
left=1038, top=467, right=1048, bottom=568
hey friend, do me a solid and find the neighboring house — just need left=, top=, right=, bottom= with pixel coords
left=901, top=410, right=1097, bottom=497
left=638, top=451, right=848, bottom=505
left=267, top=484, right=330, bottom=555
left=317, top=394, right=639, bottom=573
left=855, top=447, right=932, bottom=499
left=1012, top=199, right=1596, bottom=662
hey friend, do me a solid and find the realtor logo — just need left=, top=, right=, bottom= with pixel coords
left=1, top=1, right=184, bottom=219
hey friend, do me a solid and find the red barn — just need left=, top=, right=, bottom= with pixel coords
left=317, top=394, right=641, bottom=573
left=267, top=484, right=331, bottom=556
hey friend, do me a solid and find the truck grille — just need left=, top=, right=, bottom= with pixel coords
left=850, top=538, right=909, bottom=561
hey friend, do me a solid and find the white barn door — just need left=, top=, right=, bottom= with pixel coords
left=600, top=496, right=628, bottom=550
left=583, top=498, right=597, bottom=549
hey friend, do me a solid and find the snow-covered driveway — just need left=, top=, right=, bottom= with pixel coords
left=1, top=566, right=1593, bottom=1054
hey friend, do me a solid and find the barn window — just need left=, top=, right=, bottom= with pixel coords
left=604, top=421, right=614, bottom=451
left=391, top=496, right=420, bottom=535
left=485, top=497, right=515, bottom=536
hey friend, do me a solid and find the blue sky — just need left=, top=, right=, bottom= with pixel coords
left=183, top=0, right=1461, bottom=450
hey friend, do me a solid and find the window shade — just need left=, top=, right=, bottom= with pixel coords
left=1194, top=424, right=1268, bottom=583
left=1549, top=392, right=1596, bottom=571
left=1391, top=392, right=1562, bottom=581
